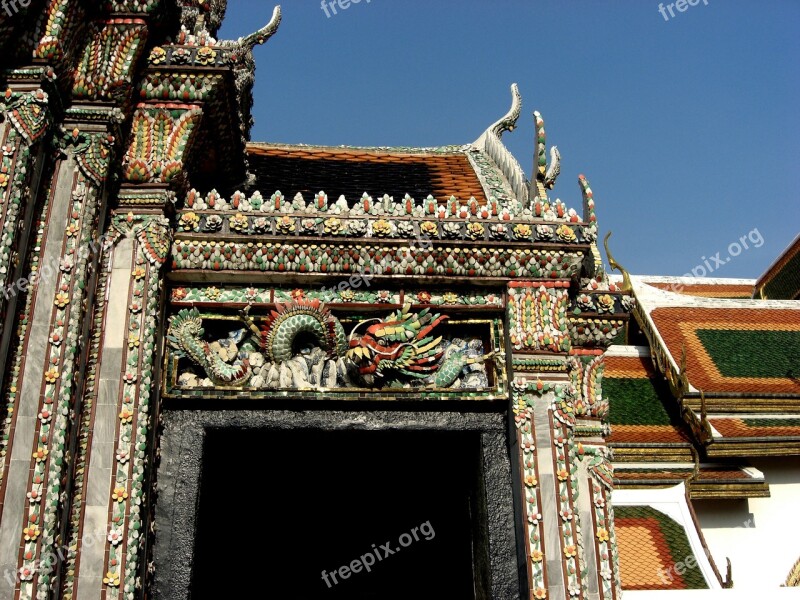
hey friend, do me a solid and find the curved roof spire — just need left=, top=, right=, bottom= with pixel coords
left=474, top=84, right=528, bottom=204
left=487, top=83, right=522, bottom=139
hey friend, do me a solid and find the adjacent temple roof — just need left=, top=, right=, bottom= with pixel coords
left=605, top=346, right=768, bottom=500
left=754, top=233, right=800, bottom=299
left=620, top=275, right=800, bottom=458
left=614, top=484, right=726, bottom=590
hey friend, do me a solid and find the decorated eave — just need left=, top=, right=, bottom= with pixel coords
left=626, top=275, right=800, bottom=457
left=125, top=5, right=283, bottom=191
left=605, top=346, right=768, bottom=499
left=169, top=85, right=613, bottom=284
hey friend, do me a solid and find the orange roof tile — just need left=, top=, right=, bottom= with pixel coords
left=709, top=417, right=800, bottom=438
left=650, top=307, right=800, bottom=395
left=247, top=144, right=488, bottom=204
left=615, top=508, right=708, bottom=590
left=605, top=354, right=657, bottom=378
left=646, top=282, right=754, bottom=299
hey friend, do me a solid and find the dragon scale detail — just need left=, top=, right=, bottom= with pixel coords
left=168, top=300, right=491, bottom=390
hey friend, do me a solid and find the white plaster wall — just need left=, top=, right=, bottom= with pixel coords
left=693, top=458, right=800, bottom=590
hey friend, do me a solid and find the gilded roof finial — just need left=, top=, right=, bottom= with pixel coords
left=603, top=231, right=632, bottom=293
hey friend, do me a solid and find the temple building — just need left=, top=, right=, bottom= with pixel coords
left=0, top=2, right=798, bottom=599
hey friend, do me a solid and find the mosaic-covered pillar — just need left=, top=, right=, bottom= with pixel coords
left=62, top=105, right=195, bottom=600
left=508, top=285, right=625, bottom=600
left=0, top=125, right=114, bottom=600
left=569, top=352, right=621, bottom=599
left=506, top=167, right=627, bottom=599
left=0, top=87, right=53, bottom=493
left=507, top=281, right=577, bottom=600
left=74, top=209, right=169, bottom=600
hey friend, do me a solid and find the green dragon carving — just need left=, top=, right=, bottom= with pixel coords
left=167, top=299, right=492, bottom=390
left=167, top=308, right=253, bottom=386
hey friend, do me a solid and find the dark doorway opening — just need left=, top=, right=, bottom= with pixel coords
left=190, top=429, right=488, bottom=599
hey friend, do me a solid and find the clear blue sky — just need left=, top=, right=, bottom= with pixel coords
left=220, top=0, right=800, bottom=279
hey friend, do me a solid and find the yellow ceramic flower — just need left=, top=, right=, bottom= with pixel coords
left=323, top=217, right=342, bottom=234
left=442, top=292, right=459, bottom=304
left=179, top=212, right=200, bottom=231
left=196, top=46, right=217, bottom=65
left=513, top=224, right=532, bottom=239
left=112, top=486, right=128, bottom=503
left=54, top=293, right=70, bottom=308
left=276, top=216, right=295, bottom=234
left=556, top=224, right=577, bottom=242
left=372, top=219, right=393, bottom=237
left=466, top=222, right=485, bottom=240
left=148, top=47, right=166, bottom=65
left=229, top=213, right=249, bottom=232
left=420, top=221, right=438, bottom=236
left=23, top=526, right=40, bottom=541
left=103, top=570, right=120, bottom=587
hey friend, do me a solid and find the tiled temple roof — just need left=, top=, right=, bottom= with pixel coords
left=649, top=306, right=800, bottom=395
left=605, top=352, right=691, bottom=445
left=755, top=233, right=800, bottom=299
left=645, top=281, right=754, bottom=298
left=247, top=143, right=492, bottom=205
left=615, top=505, right=709, bottom=590
left=604, top=347, right=767, bottom=498
left=613, top=484, right=724, bottom=591
left=621, top=277, right=800, bottom=456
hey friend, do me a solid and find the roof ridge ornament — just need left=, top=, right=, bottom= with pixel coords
left=488, top=83, right=522, bottom=139
left=603, top=231, right=633, bottom=293
left=473, top=84, right=529, bottom=205
left=222, top=5, right=282, bottom=52
left=532, top=110, right=561, bottom=201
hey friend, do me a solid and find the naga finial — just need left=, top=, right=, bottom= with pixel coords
left=488, top=83, right=522, bottom=139
left=603, top=231, right=633, bottom=293
left=532, top=110, right=561, bottom=200
left=235, top=5, right=282, bottom=52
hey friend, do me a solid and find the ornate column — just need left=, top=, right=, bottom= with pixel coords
left=0, top=124, right=114, bottom=600
left=509, top=112, right=626, bottom=599
left=0, top=87, right=53, bottom=499
left=62, top=92, right=199, bottom=600
left=56, top=202, right=171, bottom=600
left=508, top=281, right=579, bottom=600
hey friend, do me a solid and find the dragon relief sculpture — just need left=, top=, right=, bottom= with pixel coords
left=167, top=299, right=492, bottom=390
